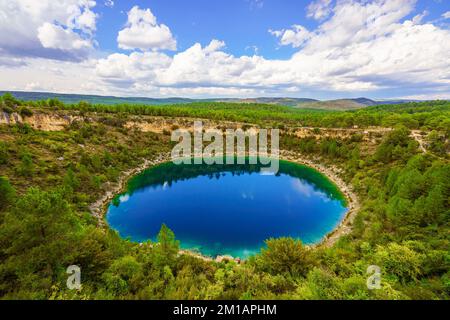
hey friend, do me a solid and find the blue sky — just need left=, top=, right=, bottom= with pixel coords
left=0, top=0, right=449, bottom=99
left=96, top=0, right=448, bottom=59
left=96, top=0, right=317, bottom=59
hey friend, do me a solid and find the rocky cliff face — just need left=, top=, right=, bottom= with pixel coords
left=0, top=111, right=387, bottom=144
left=0, top=112, right=79, bottom=131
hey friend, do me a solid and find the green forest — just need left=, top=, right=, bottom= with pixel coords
left=0, top=93, right=449, bottom=300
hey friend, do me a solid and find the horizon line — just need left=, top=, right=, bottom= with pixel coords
left=1, top=89, right=447, bottom=103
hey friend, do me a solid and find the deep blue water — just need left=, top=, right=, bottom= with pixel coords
left=106, top=161, right=348, bottom=259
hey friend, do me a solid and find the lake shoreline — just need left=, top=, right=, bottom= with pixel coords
left=280, top=150, right=360, bottom=248
left=90, top=151, right=359, bottom=262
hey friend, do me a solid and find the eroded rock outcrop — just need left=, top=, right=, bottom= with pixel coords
left=0, top=112, right=81, bottom=131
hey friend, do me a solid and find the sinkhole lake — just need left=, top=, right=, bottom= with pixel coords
left=106, top=160, right=348, bottom=259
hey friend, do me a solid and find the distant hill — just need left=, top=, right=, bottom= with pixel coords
left=215, top=97, right=319, bottom=106
left=294, top=99, right=367, bottom=110
left=293, top=98, right=420, bottom=110
left=1, top=91, right=420, bottom=111
left=214, top=97, right=419, bottom=110
left=0, top=91, right=195, bottom=105
left=350, top=97, right=380, bottom=106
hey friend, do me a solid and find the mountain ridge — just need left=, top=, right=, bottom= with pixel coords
left=1, top=91, right=424, bottom=111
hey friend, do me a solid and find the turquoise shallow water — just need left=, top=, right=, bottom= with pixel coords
left=106, top=160, right=348, bottom=259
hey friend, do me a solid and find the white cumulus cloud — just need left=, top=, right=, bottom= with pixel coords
left=307, top=0, right=333, bottom=21
left=96, top=51, right=171, bottom=83
left=0, top=0, right=97, bottom=61
left=304, top=0, right=418, bottom=52
left=94, top=0, right=450, bottom=98
left=117, top=6, right=177, bottom=51
left=38, top=23, right=93, bottom=52
left=270, top=25, right=311, bottom=48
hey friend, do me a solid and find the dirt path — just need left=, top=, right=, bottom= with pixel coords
left=411, top=130, right=427, bottom=153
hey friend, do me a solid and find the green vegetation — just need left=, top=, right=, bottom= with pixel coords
left=0, top=93, right=448, bottom=300
left=3, top=94, right=450, bottom=131
left=0, top=176, right=15, bottom=212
